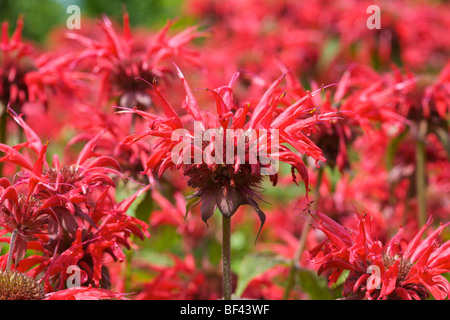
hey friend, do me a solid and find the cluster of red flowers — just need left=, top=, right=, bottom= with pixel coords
left=0, top=0, right=448, bottom=300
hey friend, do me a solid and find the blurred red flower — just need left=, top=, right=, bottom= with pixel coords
left=66, top=12, right=205, bottom=109
left=306, top=211, right=450, bottom=300
left=134, top=254, right=220, bottom=300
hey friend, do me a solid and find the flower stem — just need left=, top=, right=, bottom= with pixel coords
left=283, top=166, right=323, bottom=300
left=6, top=229, right=18, bottom=271
left=415, top=120, right=427, bottom=227
left=222, top=215, right=232, bottom=300
left=124, top=238, right=135, bottom=293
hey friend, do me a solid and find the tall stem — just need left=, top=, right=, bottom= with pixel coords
left=130, top=112, right=136, bottom=135
left=415, top=120, right=427, bottom=227
left=283, top=167, right=324, bottom=300
left=124, top=237, right=135, bottom=293
left=6, top=229, right=18, bottom=271
left=222, top=215, right=232, bottom=300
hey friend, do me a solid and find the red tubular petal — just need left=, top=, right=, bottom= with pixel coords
left=32, top=143, right=48, bottom=177
left=76, top=131, right=104, bottom=166
left=7, top=108, right=42, bottom=154
left=248, top=72, right=287, bottom=130
left=200, top=191, right=216, bottom=226
left=1, top=22, right=9, bottom=50
left=379, top=262, right=399, bottom=298
left=85, top=155, right=121, bottom=171
left=0, top=143, right=34, bottom=171
left=353, top=273, right=370, bottom=293
left=40, top=194, right=71, bottom=209
left=174, top=64, right=203, bottom=124
left=0, top=186, right=19, bottom=207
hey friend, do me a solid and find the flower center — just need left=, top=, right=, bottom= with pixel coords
left=382, top=254, right=413, bottom=282
left=185, top=163, right=262, bottom=192
left=0, top=270, right=45, bottom=300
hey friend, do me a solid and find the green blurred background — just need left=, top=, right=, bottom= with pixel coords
left=0, top=0, right=189, bottom=44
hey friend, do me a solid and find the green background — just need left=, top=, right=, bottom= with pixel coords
left=0, top=0, right=189, bottom=44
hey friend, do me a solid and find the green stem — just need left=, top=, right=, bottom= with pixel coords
left=283, top=167, right=324, bottom=300
left=416, top=121, right=427, bottom=227
left=6, top=229, right=18, bottom=271
left=124, top=238, right=135, bottom=293
left=130, top=112, right=136, bottom=135
left=222, top=215, right=232, bottom=300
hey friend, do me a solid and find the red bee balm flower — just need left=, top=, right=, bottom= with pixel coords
left=305, top=212, right=450, bottom=300
left=124, top=67, right=337, bottom=236
left=0, top=16, right=34, bottom=108
left=1, top=16, right=78, bottom=111
left=67, top=12, right=204, bottom=109
left=0, top=114, right=150, bottom=291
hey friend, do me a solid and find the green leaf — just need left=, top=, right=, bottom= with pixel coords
left=135, top=188, right=154, bottom=222
left=235, top=253, right=284, bottom=298
left=325, top=165, right=341, bottom=193
left=137, top=249, right=175, bottom=268
left=386, top=128, right=409, bottom=171
left=317, top=37, right=341, bottom=72
left=185, top=196, right=200, bottom=220
left=297, top=268, right=332, bottom=300
left=433, top=125, right=450, bottom=160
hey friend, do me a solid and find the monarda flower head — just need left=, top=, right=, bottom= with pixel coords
left=305, top=211, right=450, bottom=300
left=0, top=176, right=60, bottom=266
left=0, top=113, right=150, bottom=290
left=1, top=16, right=77, bottom=111
left=66, top=11, right=205, bottom=109
left=123, top=66, right=337, bottom=237
left=0, top=16, right=35, bottom=109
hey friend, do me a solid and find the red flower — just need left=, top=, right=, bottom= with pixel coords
left=44, top=285, right=129, bottom=300
left=124, top=67, right=338, bottom=237
left=0, top=113, right=150, bottom=291
left=62, top=102, right=152, bottom=182
left=241, top=266, right=296, bottom=300
left=149, top=188, right=207, bottom=248
left=0, top=177, right=59, bottom=266
left=0, top=16, right=35, bottom=108
left=38, top=183, right=151, bottom=291
left=306, top=211, right=450, bottom=300
left=67, top=12, right=205, bottom=109
left=1, top=16, right=79, bottom=111
left=423, top=61, right=450, bottom=119
left=133, top=254, right=220, bottom=300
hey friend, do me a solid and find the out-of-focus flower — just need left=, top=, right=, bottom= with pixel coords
left=423, top=61, right=450, bottom=120
left=44, top=285, right=129, bottom=300
left=306, top=211, right=450, bottom=300
left=1, top=16, right=81, bottom=112
left=149, top=188, right=207, bottom=248
left=133, top=254, right=220, bottom=300
left=63, top=103, right=151, bottom=182
left=241, top=266, right=301, bottom=300
left=336, top=62, right=450, bottom=130
left=186, top=0, right=450, bottom=78
left=66, top=12, right=205, bottom=109
left=0, top=16, right=35, bottom=109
